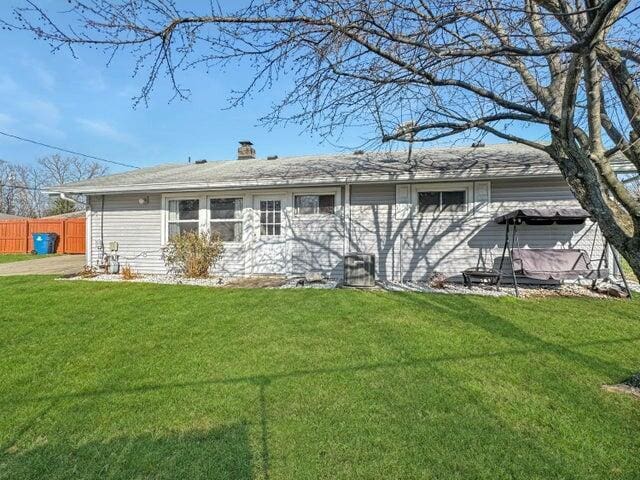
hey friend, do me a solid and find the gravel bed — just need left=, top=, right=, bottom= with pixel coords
left=378, top=280, right=511, bottom=296
left=64, top=273, right=229, bottom=287
left=63, top=273, right=338, bottom=289
left=378, top=280, right=614, bottom=298
left=281, top=278, right=339, bottom=289
left=63, top=273, right=629, bottom=298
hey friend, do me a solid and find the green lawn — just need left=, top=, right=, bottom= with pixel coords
left=621, top=258, right=639, bottom=282
left=0, top=276, right=638, bottom=480
left=0, top=254, right=51, bottom=264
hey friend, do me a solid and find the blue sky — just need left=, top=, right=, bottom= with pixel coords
left=0, top=2, right=535, bottom=175
left=0, top=3, right=379, bottom=174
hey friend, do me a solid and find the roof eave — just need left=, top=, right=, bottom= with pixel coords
left=50, top=167, right=562, bottom=195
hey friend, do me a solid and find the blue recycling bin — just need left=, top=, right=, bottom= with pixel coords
left=32, top=233, right=57, bottom=255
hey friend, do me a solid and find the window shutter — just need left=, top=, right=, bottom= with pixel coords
left=473, top=181, right=491, bottom=214
left=395, top=184, right=411, bottom=220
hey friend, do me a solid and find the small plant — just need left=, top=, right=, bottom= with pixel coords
left=121, top=265, right=139, bottom=281
left=428, top=271, right=448, bottom=289
left=78, top=265, right=98, bottom=278
left=162, top=231, right=224, bottom=278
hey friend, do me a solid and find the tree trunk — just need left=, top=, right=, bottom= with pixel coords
left=547, top=142, right=640, bottom=280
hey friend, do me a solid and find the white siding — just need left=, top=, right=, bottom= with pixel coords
left=289, top=215, right=344, bottom=278
left=349, top=178, right=604, bottom=281
left=88, top=194, right=247, bottom=275
left=350, top=184, right=397, bottom=278
left=88, top=194, right=166, bottom=274
left=87, top=177, right=605, bottom=281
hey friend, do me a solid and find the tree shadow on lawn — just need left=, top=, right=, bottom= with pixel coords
left=2, top=294, right=639, bottom=478
left=0, top=422, right=253, bottom=480
left=389, top=292, right=635, bottom=379
left=415, top=361, right=580, bottom=478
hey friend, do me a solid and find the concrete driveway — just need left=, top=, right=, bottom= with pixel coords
left=0, top=255, right=85, bottom=276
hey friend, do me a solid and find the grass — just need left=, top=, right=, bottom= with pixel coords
left=620, top=257, right=639, bottom=282
left=0, top=276, right=639, bottom=479
left=0, top=254, right=52, bottom=264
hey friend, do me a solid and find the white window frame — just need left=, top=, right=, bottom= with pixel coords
left=207, top=194, right=245, bottom=244
left=165, top=197, right=201, bottom=240
left=257, top=197, right=284, bottom=238
left=412, top=182, right=472, bottom=217
left=291, top=188, right=341, bottom=219
left=161, top=193, right=206, bottom=245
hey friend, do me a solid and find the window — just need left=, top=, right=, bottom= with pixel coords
left=294, top=194, right=335, bottom=215
left=210, top=197, right=243, bottom=242
left=441, top=191, right=466, bottom=212
left=260, top=200, right=282, bottom=236
left=168, top=199, right=199, bottom=238
left=418, top=190, right=466, bottom=213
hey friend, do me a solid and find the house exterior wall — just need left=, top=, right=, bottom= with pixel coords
left=349, top=178, right=604, bottom=281
left=87, top=187, right=345, bottom=277
left=87, top=176, right=605, bottom=280
left=87, top=194, right=166, bottom=274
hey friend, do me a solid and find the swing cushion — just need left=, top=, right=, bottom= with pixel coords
left=510, top=248, right=606, bottom=280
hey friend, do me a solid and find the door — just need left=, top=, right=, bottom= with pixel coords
left=253, top=195, right=287, bottom=275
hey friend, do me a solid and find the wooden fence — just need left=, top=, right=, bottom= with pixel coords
left=0, top=218, right=86, bottom=254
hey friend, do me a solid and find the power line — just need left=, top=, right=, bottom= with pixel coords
left=0, top=130, right=140, bottom=169
left=0, top=183, right=45, bottom=192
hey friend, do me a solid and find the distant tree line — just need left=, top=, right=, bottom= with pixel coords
left=0, top=155, right=107, bottom=218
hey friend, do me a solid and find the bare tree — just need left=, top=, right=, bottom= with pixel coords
left=0, top=162, right=42, bottom=217
left=38, top=155, right=108, bottom=215
left=7, top=0, right=640, bottom=276
left=0, top=155, right=107, bottom=217
left=38, top=154, right=107, bottom=188
left=0, top=160, right=18, bottom=216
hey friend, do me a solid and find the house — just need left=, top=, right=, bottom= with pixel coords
left=52, top=142, right=625, bottom=281
left=40, top=210, right=85, bottom=220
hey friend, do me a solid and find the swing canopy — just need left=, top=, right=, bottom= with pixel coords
left=494, top=208, right=590, bottom=225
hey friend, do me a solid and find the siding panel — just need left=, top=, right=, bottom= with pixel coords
left=89, top=194, right=166, bottom=274
left=87, top=177, right=605, bottom=282
left=350, top=178, right=604, bottom=281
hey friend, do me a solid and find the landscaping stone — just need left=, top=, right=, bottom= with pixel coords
left=602, top=372, right=640, bottom=400
left=62, top=273, right=629, bottom=298
left=601, top=383, right=640, bottom=399
left=305, top=272, right=325, bottom=283
left=64, top=273, right=230, bottom=288
left=282, top=277, right=338, bottom=289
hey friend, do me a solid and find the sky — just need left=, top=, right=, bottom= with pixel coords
left=0, top=2, right=380, bottom=175
left=0, top=2, right=531, bottom=176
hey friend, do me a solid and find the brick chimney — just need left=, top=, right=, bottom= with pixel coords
left=237, top=140, right=256, bottom=160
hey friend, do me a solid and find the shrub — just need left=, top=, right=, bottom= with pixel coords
left=78, top=265, right=98, bottom=278
left=163, top=231, right=224, bottom=278
left=121, top=265, right=139, bottom=281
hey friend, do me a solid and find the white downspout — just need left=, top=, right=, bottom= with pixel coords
left=343, top=182, right=351, bottom=258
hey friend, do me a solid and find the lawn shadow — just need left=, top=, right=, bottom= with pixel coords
left=418, top=360, right=582, bottom=478
left=0, top=423, right=253, bottom=480
left=2, top=293, right=638, bottom=479
left=392, top=292, right=629, bottom=378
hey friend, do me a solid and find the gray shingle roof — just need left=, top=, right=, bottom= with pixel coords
left=51, top=143, right=629, bottom=194
left=0, top=212, right=28, bottom=220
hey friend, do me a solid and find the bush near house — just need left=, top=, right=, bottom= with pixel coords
left=162, top=231, right=224, bottom=278
left=0, top=276, right=638, bottom=479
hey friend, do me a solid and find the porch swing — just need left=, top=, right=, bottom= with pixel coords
left=494, top=208, right=632, bottom=297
